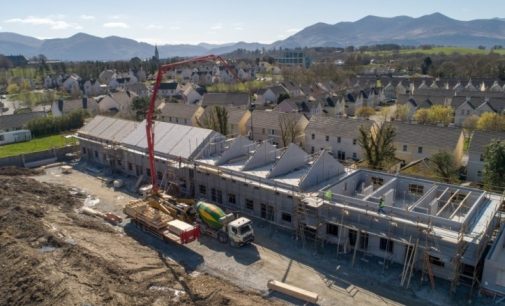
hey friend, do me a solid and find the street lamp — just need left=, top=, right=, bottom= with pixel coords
left=248, top=102, right=256, bottom=140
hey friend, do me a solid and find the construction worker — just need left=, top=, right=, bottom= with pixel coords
left=378, top=197, right=386, bottom=215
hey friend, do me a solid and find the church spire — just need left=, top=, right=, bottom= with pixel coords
left=154, top=44, right=159, bottom=61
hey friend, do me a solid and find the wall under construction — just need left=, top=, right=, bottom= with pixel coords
left=76, top=118, right=502, bottom=292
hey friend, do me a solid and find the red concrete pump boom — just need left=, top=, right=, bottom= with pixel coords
left=146, top=55, right=239, bottom=194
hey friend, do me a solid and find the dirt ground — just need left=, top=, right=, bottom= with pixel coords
left=0, top=170, right=281, bottom=306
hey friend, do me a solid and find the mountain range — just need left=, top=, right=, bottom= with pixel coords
left=1, top=13, right=505, bottom=61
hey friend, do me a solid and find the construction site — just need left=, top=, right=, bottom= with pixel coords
left=2, top=55, right=505, bottom=306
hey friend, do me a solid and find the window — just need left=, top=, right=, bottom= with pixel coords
left=216, top=190, right=223, bottom=204
left=262, top=128, right=266, bottom=135
left=260, top=203, right=274, bottom=221
left=311, top=133, right=315, bottom=140
left=428, top=255, right=445, bottom=267
left=353, top=139, right=357, bottom=145
left=270, top=129, right=275, bottom=135
left=0, top=135, right=4, bottom=141
left=157, top=171, right=162, bottom=181
left=117, top=159, right=122, bottom=166
left=102, top=153, right=107, bottom=161
left=408, top=184, right=424, bottom=195
left=199, top=184, right=206, bottom=195
left=311, top=146, right=315, bottom=154
left=403, top=145, right=408, bottom=152
left=337, top=151, right=345, bottom=160
left=417, top=146, right=423, bottom=154
left=352, top=152, right=357, bottom=160
left=480, top=154, right=484, bottom=162
left=94, top=150, right=98, bottom=158
left=380, top=238, right=394, bottom=253
left=245, top=199, right=254, bottom=210
left=228, top=193, right=236, bottom=204
left=326, top=223, right=339, bottom=237
left=337, top=136, right=341, bottom=143
left=325, top=135, right=329, bottom=142
left=128, top=162, right=133, bottom=171
left=211, top=188, right=216, bottom=201
left=359, top=232, right=369, bottom=250
left=477, top=170, right=482, bottom=177
left=82, top=147, right=86, bottom=154
left=146, top=168, right=151, bottom=177
left=281, top=213, right=292, bottom=223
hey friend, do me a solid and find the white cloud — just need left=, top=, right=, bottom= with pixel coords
left=169, top=26, right=181, bottom=30
left=80, top=14, right=95, bottom=20
left=109, top=15, right=122, bottom=20
left=4, top=16, right=82, bottom=30
left=146, top=24, right=163, bottom=30
left=103, top=22, right=129, bottom=29
left=235, top=26, right=244, bottom=31
left=210, top=23, right=223, bottom=30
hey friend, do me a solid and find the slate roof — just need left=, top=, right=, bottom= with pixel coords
left=391, top=122, right=463, bottom=149
left=158, top=102, right=199, bottom=119
left=200, top=93, right=250, bottom=107
left=77, top=115, right=139, bottom=143
left=121, top=120, right=220, bottom=159
left=159, top=82, right=178, bottom=90
left=245, top=110, right=303, bottom=130
left=468, top=131, right=505, bottom=153
left=0, top=111, right=46, bottom=131
left=305, top=116, right=373, bottom=138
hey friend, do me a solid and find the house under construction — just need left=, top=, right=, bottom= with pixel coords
left=77, top=116, right=503, bottom=293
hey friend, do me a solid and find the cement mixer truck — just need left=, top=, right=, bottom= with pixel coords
left=195, top=201, right=254, bottom=247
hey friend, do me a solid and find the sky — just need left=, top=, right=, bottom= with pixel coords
left=0, top=0, right=503, bottom=45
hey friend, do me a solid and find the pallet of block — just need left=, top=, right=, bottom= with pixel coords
left=124, top=199, right=173, bottom=230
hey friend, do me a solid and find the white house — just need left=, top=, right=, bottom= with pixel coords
left=62, top=74, right=80, bottom=92
left=304, top=116, right=372, bottom=160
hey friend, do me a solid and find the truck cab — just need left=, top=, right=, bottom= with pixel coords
left=227, top=217, right=254, bottom=246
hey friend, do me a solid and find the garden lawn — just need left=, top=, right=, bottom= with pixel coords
left=0, top=134, right=77, bottom=158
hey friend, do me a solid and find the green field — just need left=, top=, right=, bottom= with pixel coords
left=364, top=47, right=505, bottom=56
left=0, top=134, right=77, bottom=158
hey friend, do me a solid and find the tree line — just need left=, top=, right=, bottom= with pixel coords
left=27, top=110, right=88, bottom=137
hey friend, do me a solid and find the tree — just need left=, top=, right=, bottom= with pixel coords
left=197, top=105, right=229, bottom=135
left=355, top=106, right=375, bottom=119
left=414, top=108, right=430, bottom=124
left=429, top=151, right=458, bottom=183
left=421, top=56, right=433, bottom=75
left=477, top=112, right=505, bottom=132
left=427, top=105, right=453, bottom=126
left=7, top=83, right=20, bottom=94
left=462, top=115, right=479, bottom=133
left=358, top=122, right=396, bottom=169
left=483, top=140, right=505, bottom=192
left=131, top=96, right=150, bottom=121
left=413, top=105, right=453, bottom=126
left=394, top=104, right=410, bottom=122
left=279, top=113, right=300, bottom=147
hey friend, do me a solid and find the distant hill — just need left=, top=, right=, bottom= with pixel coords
left=273, top=13, right=505, bottom=48
left=1, top=13, right=505, bottom=61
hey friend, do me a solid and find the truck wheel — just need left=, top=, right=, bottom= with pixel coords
left=218, top=232, right=229, bottom=244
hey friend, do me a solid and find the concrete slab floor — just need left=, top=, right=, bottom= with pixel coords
left=34, top=164, right=496, bottom=306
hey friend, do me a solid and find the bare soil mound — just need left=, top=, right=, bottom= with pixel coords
left=0, top=175, right=278, bottom=306
left=0, top=166, right=44, bottom=176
